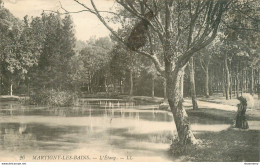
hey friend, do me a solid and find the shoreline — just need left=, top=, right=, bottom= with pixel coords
left=1, top=94, right=259, bottom=122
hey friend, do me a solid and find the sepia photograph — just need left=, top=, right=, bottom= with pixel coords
left=0, top=0, right=259, bottom=163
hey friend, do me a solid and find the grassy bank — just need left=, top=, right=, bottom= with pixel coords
left=127, top=95, right=260, bottom=161
left=198, top=93, right=260, bottom=110
left=187, top=108, right=235, bottom=123
left=170, top=128, right=260, bottom=162
left=187, top=108, right=260, bottom=123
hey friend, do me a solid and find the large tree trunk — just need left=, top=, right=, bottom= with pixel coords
left=188, top=58, right=198, bottom=110
left=129, top=69, right=133, bottom=96
left=224, top=54, right=230, bottom=100
left=166, top=67, right=197, bottom=145
left=164, top=0, right=196, bottom=145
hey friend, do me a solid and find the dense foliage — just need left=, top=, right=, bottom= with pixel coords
left=0, top=0, right=259, bottom=102
left=28, top=89, right=78, bottom=106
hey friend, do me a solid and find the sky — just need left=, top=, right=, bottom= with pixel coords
left=2, top=0, right=116, bottom=41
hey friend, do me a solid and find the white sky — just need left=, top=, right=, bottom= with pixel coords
left=2, top=0, right=116, bottom=41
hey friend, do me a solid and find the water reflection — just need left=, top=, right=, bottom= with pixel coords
left=0, top=99, right=231, bottom=161
left=0, top=123, right=37, bottom=152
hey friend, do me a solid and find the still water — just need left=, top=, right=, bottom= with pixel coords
left=0, top=99, right=230, bottom=161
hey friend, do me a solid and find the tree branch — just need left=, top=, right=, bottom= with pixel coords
left=234, top=5, right=260, bottom=22
left=199, top=58, right=206, bottom=73
left=137, top=50, right=165, bottom=75
left=178, top=0, right=229, bottom=68
left=221, top=20, right=260, bottom=32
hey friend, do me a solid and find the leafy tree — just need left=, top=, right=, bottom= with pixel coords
left=78, top=37, right=112, bottom=93
left=30, top=13, right=76, bottom=90
left=72, top=0, right=231, bottom=145
left=0, top=5, right=39, bottom=95
left=0, top=5, right=18, bottom=94
left=214, top=0, right=260, bottom=98
left=110, top=44, right=143, bottom=95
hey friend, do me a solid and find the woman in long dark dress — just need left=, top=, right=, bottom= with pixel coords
left=235, top=96, right=249, bottom=129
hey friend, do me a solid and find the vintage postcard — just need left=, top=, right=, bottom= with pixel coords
left=0, top=0, right=259, bottom=164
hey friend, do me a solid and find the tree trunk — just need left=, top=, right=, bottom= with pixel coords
left=0, top=75, right=2, bottom=95
left=234, top=75, right=238, bottom=97
left=27, top=82, right=30, bottom=97
left=104, top=78, right=108, bottom=96
left=188, top=58, right=198, bottom=110
left=229, top=60, right=232, bottom=99
left=224, top=55, right=230, bottom=100
left=241, top=69, right=244, bottom=96
left=89, top=74, right=93, bottom=93
left=164, top=0, right=196, bottom=145
left=166, top=67, right=197, bottom=145
left=251, top=66, right=254, bottom=95
left=222, top=67, right=225, bottom=97
left=234, top=77, right=236, bottom=97
left=205, top=66, right=209, bottom=98
left=120, top=79, right=124, bottom=94
left=10, top=82, right=13, bottom=96
left=163, top=78, right=167, bottom=100
left=258, top=68, right=260, bottom=99
left=113, top=79, right=117, bottom=93
left=87, top=84, right=90, bottom=93
left=245, top=69, right=248, bottom=93
left=237, top=75, right=240, bottom=97
left=236, top=74, right=239, bottom=97
left=257, top=68, right=260, bottom=87
left=129, top=69, right=133, bottom=96
left=230, top=76, right=232, bottom=99
left=151, top=77, right=155, bottom=98
left=180, top=70, right=184, bottom=98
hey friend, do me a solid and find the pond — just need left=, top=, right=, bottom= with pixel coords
left=0, top=99, right=231, bottom=162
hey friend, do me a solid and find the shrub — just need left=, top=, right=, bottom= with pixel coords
left=29, top=89, right=78, bottom=106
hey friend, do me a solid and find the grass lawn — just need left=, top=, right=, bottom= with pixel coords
left=187, top=107, right=260, bottom=122
left=170, top=128, right=260, bottom=162
left=198, top=93, right=259, bottom=110
left=127, top=94, right=260, bottom=161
